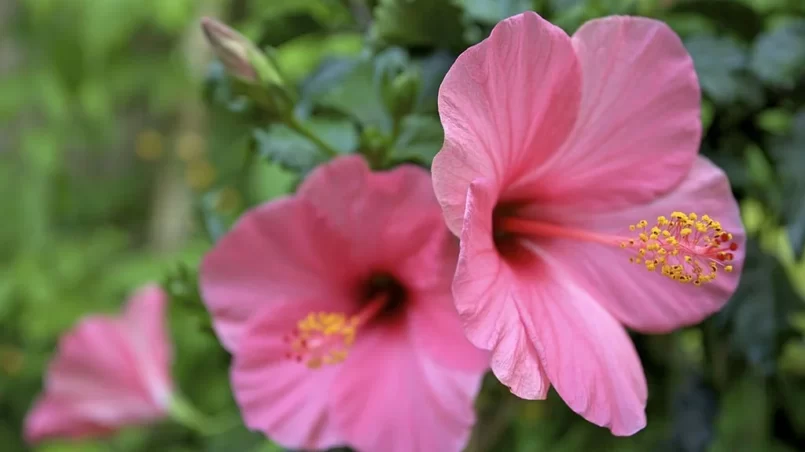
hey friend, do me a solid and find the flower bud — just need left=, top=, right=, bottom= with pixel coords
left=382, top=69, right=421, bottom=123
left=201, top=17, right=260, bottom=83
left=201, top=17, right=295, bottom=116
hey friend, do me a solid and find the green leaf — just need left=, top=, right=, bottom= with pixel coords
left=769, top=110, right=805, bottom=259
left=750, top=19, right=805, bottom=90
left=391, top=115, right=444, bottom=165
left=670, top=0, right=763, bottom=41
left=709, top=376, right=772, bottom=452
left=373, top=0, right=466, bottom=50
left=461, top=0, right=533, bottom=24
left=301, top=58, right=392, bottom=132
left=416, top=50, right=455, bottom=113
left=684, top=35, right=763, bottom=106
left=716, top=242, right=802, bottom=374
left=669, top=374, right=719, bottom=452
left=254, top=118, right=358, bottom=174
left=275, top=32, right=363, bottom=83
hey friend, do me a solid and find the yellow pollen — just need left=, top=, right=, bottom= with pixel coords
left=621, top=212, right=740, bottom=287
left=285, top=311, right=359, bottom=368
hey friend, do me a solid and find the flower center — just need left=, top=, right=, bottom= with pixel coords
left=497, top=211, right=738, bottom=286
left=284, top=273, right=407, bottom=369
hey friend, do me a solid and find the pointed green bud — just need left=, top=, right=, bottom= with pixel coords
left=381, top=69, right=421, bottom=123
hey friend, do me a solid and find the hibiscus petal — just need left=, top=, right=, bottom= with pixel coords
left=453, top=179, right=549, bottom=398
left=200, top=197, right=355, bottom=351
left=330, top=325, right=482, bottom=452
left=297, top=156, right=442, bottom=269
left=24, top=397, right=113, bottom=443
left=547, top=156, right=745, bottom=332
left=520, top=243, right=648, bottom=436
left=47, top=318, right=165, bottom=424
left=537, top=16, right=701, bottom=210
left=122, top=284, right=173, bottom=407
left=433, top=11, right=581, bottom=236
left=231, top=304, right=344, bottom=450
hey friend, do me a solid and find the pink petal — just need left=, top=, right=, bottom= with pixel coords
left=376, top=214, right=488, bottom=372
left=536, top=17, right=701, bottom=210
left=25, top=285, right=173, bottom=444
left=453, top=179, right=549, bottom=399
left=519, top=244, right=648, bottom=436
left=200, top=197, right=355, bottom=351
left=24, top=397, right=113, bottom=443
left=231, top=303, right=344, bottom=450
left=433, top=11, right=581, bottom=236
left=47, top=319, right=165, bottom=424
left=122, top=284, right=173, bottom=407
left=546, top=156, right=745, bottom=332
left=330, top=324, right=482, bottom=452
left=407, top=286, right=490, bottom=372
left=297, top=156, right=444, bottom=269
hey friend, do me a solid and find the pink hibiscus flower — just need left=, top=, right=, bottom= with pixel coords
left=431, top=12, right=745, bottom=435
left=200, top=156, right=488, bottom=452
left=25, top=284, right=173, bottom=443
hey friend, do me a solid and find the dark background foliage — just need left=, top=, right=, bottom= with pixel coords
left=1, top=0, right=805, bottom=451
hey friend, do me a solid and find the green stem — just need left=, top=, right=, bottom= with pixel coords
left=169, top=395, right=239, bottom=436
left=285, top=115, right=339, bottom=158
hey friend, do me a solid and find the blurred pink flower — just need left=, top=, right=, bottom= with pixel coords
left=432, top=12, right=745, bottom=435
left=25, top=284, right=173, bottom=443
left=201, top=156, right=488, bottom=452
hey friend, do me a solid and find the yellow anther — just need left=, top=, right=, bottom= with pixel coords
left=624, top=212, right=740, bottom=287
left=287, top=311, right=361, bottom=369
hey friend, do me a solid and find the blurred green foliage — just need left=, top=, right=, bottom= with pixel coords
left=2, top=0, right=805, bottom=451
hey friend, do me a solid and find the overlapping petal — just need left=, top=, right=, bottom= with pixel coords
left=544, top=157, right=745, bottom=332
left=433, top=11, right=581, bottom=235
left=200, top=198, right=355, bottom=351
left=452, top=179, right=549, bottom=398
left=232, top=304, right=344, bottom=450
left=533, top=17, right=701, bottom=211
left=331, top=324, right=482, bottom=452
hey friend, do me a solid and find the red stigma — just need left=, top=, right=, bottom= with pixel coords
left=720, top=233, right=729, bottom=241
left=729, top=242, right=738, bottom=251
